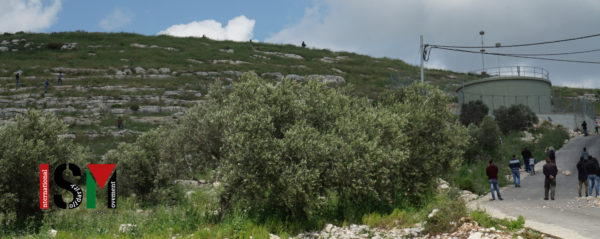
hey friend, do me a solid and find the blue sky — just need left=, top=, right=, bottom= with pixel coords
left=2, top=0, right=600, bottom=88
left=48, top=0, right=316, bottom=41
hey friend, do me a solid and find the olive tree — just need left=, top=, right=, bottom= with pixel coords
left=0, top=110, right=86, bottom=225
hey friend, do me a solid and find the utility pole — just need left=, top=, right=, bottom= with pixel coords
left=420, top=35, right=424, bottom=84
left=480, top=30, right=485, bottom=74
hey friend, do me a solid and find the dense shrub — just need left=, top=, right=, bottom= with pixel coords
left=378, top=84, right=470, bottom=198
left=0, top=110, right=87, bottom=225
left=493, top=104, right=538, bottom=134
left=45, top=42, right=63, bottom=50
left=459, top=100, right=489, bottom=126
left=216, top=74, right=410, bottom=220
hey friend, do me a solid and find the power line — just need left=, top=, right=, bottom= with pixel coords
left=427, top=33, right=600, bottom=49
left=432, top=47, right=600, bottom=64
left=493, top=48, right=600, bottom=56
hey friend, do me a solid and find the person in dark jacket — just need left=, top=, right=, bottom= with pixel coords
left=543, top=157, right=558, bottom=200
left=576, top=156, right=589, bottom=197
left=522, top=148, right=532, bottom=174
left=582, top=121, right=588, bottom=136
left=586, top=157, right=600, bottom=197
left=509, top=155, right=521, bottom=187
left=546, top=146, right=556, bottom=163
left=486, top=160, right=503, bottom=201
left=15, top=72, right=20, bottom=88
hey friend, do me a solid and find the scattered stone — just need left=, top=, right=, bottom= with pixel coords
left=60, top=43, right=77, bottom=50
left=270, top=233, right=280, bottom=239
left=134, top=66, right=146, bottom=74
left=11, top=49, right=18, bottom=52
left=88, top=52, right=96, bottom=56
left=258, top=50, right=304, bottom=60
left=262, top=72, right=284, bottom=80
left=220, top=48, right=234, bottom=53
left=187, top=58, right=204, bottom=64
left=428, top=208, right=439, bottom=218
left=0, top=40, right=8, bottom=45
left=331, top=68, right=345, bottom=74
left=119, top=224, right=136, bottom=233
left=159, top=67, right=171, bottom=74
left=210, top=59, right=248, bottom=65
left=0, top=46, right=8, bottom=52
left=147, top=68, right=159, bottom=74
left=251, top=54, right=270, bottom=60
left=130, top=43, right=147, bottom=48
left=49, top=229, right=57, bottom=238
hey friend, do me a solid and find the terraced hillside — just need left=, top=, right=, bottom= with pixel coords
left=0, top=32, right=595, bottom=157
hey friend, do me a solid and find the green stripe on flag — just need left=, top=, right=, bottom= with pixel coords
left=87, top=168, right=96, bottom=209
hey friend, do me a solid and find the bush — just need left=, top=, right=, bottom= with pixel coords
left=46, top=42, right=63, bottom=50
left=423, top=192, right=467, bottom=235
left=471, top=210, right=524, bottom=231
left=493, top=104, right=538, bottom=134
left=216, top=74, right=411, bottom=220
left=379, top=84, right=470, bottom=198
left=0, top=110, right=87, bottom=226
left=129, top=104, right=139, bottom=112
left=459, top=100, right=489, bottom=126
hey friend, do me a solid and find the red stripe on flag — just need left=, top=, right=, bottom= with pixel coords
left=39, top=164, right=49, bottom=209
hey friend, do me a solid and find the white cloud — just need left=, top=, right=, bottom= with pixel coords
left=158, top=15, right=255, bottom=41
left=267, top=0, right=600, bottom=87
left=0, top=0, right=61, bottom=33
left=99, top=8, right=134, bottom=31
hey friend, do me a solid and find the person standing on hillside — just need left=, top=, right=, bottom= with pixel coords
left=44, top=79, right=49, bottom=93
left=117, top=117, right=124, bottom=130
left=57, top=71, right=63, bottom=85
left=486, top=160, right=503, bottom=201
left=509, top=155, right=521, bottom=187
left=585, top=157, right=600, bottom=197
left=543, top=157, right=558, bottom=200
left=577, top=156, right=589, bottom=197
left=15, top=72, right=20, bottom=88
left=522, top=148, right=533, bottom=174
left=582, top=121, right=588, bottom=136
left=595, top=120, right=599, bottom=135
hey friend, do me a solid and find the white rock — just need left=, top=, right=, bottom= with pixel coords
left=285, top=74, right=304, bottom=82
left=269, top=233, right=280, bottom=239
left=134, top=66, right=146, bottom=74
left=49, top=229, right=57, bottom=237
left=60, top=43, right=77, bottom=50
left=0, top=46, right=8, bottom=52
left=0, top=40, right=8, bottom=45
left=467, top=232, right=483, bottom=239
left=119, top=224, right=136, bottom=233
left=220, top=48, right=234, bottom=53
left=159, top=67, right=171, bottom=74
left=428, top=209, right=439, bottom=218
left=130, top=43, right=147, bottom=48
left=147, top=68, right=159, bottom=74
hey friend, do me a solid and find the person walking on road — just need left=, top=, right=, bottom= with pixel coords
left=529, top=157, right=536, bottom=175
left=509, top=155, right=521, bottom=187
left=546, top=146, right=556, bottom=163
left=543, top=157, right=558, bottom=200
left=582, top=121, right=588, bottom=136
left=522, top=147, right=533, bottom=174
left=582, top=147, right=590, bottom=160
left=577, top=156, right=589, bottom=197
left=585, top=157, right=600, bottom=197
left=486, top=160, right=503, bottom=201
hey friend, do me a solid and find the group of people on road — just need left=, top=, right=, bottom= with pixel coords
left=484, top=145, right=594, bottom=201
left=14, top=71, right=63, bottom=91
left=576, top=147, right=600, bottom=197
left=582, top=120, right=600, bottom=136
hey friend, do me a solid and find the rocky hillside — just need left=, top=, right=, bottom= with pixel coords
left=0, top=31, right=593, bottom=157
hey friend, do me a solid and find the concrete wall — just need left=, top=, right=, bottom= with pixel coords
left=457, top=76, right=552, bottom=113
left=537, top=113, right=594, bottom=131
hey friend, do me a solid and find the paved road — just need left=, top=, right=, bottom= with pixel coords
left=468, top=136, right=600, bottom=239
